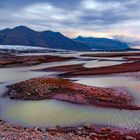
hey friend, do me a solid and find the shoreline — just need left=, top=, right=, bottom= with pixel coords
left=0, top=120, right=139, bottom=140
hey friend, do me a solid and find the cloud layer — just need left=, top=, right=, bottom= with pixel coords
left=0, top=0, right=140, bottom=38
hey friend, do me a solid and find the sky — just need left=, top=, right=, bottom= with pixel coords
left=0, top=0, right=140, bottom=39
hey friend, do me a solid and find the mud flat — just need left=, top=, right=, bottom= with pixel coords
left=6, top=78, right=139, bottom=110
left=0, top=53, right=74, bottom=68
left=44, top=61, right=140, bottom=77
left=80, top=52, right=140, bottom=58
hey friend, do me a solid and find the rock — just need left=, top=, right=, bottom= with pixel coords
left=114, top=129, right=120, bottom=133
left=48, top=128, right=57, bottom=135
left=68, top=133, right=73, bottom=137
left=83, top=124, right=91, bottom=129
left=56, top=125, right=61, bottom=130
left=77, top=130, right=82, bottom=135
left=126, top=135, right=137, bottom=140
left=89, top=132, right=97, bottom=139
left=41, top=128, right=46, bottom=132
left=27, top=92, right=31, bottom=96
left=78, top=127, right=83, bottom=130
left=14, top=126, right=22, bottom=130
left=90, top=132, right=97, bottom=137
left=106, top=127, right=111, bottom=131
left=33, top=127, right=39, bottom=131
left=82, top=131, right=89, bottom=135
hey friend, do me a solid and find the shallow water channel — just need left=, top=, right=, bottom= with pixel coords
left=0, top=56, right=139, bottom=131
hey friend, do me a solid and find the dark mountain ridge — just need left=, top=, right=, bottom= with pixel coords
left=73, top=36, right=129, bottom=51
left=0, top=26, right=90, bottom=51
left=0, top=26, right=129, bottom=51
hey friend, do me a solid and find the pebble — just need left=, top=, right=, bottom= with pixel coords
left=0, top=120, right=139, bottom=140
left=126, top=135, right=137, bottom=140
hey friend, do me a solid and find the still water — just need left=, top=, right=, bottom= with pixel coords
left=0, top=55, right=139, bottom=131
left=0, top=99, right=139, bottom=131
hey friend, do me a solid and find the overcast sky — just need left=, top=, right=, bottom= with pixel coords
left=0, top=0, right=140, bottom=38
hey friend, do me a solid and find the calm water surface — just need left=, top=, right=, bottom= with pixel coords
left=0, top=53, right=139, bottom=130
left=0, top=99, right=139, bottom=131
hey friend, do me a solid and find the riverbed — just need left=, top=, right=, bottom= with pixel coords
left=0, top=52, right=140, bottom=132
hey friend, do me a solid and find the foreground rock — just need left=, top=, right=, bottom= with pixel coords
left=6, top=78, right=139, bottom=110
left=0, top=120, right=139, bottom=140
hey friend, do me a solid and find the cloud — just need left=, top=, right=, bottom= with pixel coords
left=11, top=2, right=81, bottom=28
left=113, top=35, right=140, bottom=48
left=81, top=0, right=124, bottom=11
left=0, top=0, right=140, bottom=38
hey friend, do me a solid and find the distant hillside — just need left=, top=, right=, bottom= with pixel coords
left=0, top=26, right=129, bottom=51
left=74, top=36, right=129, bottom=51
left=0, top=26, right=90, bottom=51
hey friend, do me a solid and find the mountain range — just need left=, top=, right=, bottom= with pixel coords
left=74, top=36, right=129, bottom=51
left=0, top=26, right=129, bottom=51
